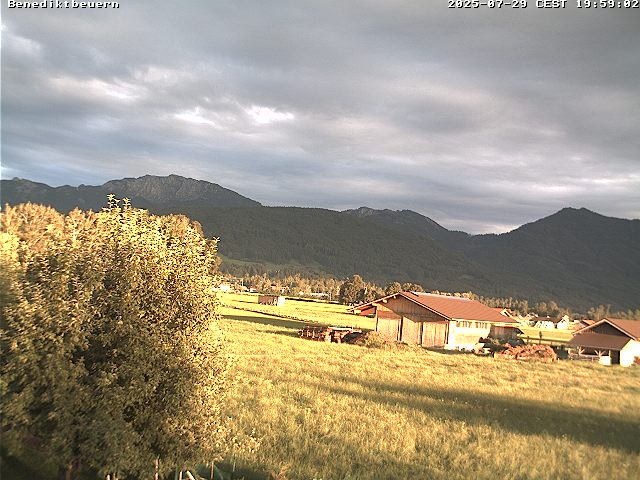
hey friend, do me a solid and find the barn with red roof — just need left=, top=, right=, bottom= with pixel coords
left=568, top=318, right=640, bottom=367
left=352, top=291, right=520, bottom=349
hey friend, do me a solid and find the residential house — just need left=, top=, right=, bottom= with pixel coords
left=530, top=315, right=571, bottom=329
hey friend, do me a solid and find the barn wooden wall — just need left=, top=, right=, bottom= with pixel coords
left=373, top=296, right=515, bottom=348
left=422, top=322, right=448, bottom=347
left=490, top=325, right=519, bottom=340
left=376, top=297, right=448, bottom=346
left=376, top=306, right=401, bottom=341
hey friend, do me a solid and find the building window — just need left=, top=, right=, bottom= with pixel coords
left=458, top=321, right=472, bottom=328
left=476, top=322, right=488, bottom=329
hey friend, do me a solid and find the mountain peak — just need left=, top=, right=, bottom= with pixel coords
left=101, top=175, right=261, bottom=207
left=2, top=175, right=638, bottom=310
left=537, top=207, right=617, bottom=227
left=343, top=206, right=379, bottom=217
left=556, top=207, right=596, bottom=216
left=341, top=205, right=469, bottom=248
left=1, top=174, right=261, bottom=210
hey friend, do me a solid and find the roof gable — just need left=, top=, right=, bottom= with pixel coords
left=573, top=318, right=640, bottom=340
left=353, top=292, right=517, bottom=323
left=604, top=318, right=640, bottom=339
left=568, top=332, right=631, bottom=350
left=408, top=292, right=516, bottom=323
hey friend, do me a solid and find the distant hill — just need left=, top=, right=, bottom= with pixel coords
left=463, top=208, right=640, bottom=312
left=1, top=175, right=260, bottom=211
left=341, top=206, right=469, bottom=248
left=2, top=175, right=639, bottom=311
left=161, top=205, right=493, bottom=295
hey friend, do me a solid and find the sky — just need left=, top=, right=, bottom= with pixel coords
left=2, top=1, right=639, bottom=234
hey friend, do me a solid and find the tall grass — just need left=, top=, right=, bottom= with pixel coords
left=219, top=307, right=640, bottom=480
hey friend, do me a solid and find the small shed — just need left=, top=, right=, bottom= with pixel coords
left=352, top=292, right=520, bottom=350
left=568, top=318, right=640, bottom=367
left=258, top=295, right=286, bottom=307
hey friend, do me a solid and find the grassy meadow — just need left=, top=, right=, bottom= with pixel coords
left=220, top=292, right=376, bottom=330
left=218, top=304, right=640, bottom=480
left=517, top=325, right=575, bottom=345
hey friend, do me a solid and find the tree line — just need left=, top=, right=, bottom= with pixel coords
left=225, top=271, right=640, bottom=320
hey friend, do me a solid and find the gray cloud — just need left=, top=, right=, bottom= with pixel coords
left=2, top=1, right=639, bottom=233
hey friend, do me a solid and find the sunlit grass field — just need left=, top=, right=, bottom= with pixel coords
left=220, top=292, right=376, bottom=330
left=517, top=325, right=575, bottom=345
left=218, top=307, right=640, bottom=480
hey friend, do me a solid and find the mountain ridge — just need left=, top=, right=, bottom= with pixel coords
left=2, top=175, right=261, bottom=211
left=2, top=175, right=638, bottom=311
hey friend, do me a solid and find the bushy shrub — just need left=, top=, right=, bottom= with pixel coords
left=1, top=200, right=231, bottom=479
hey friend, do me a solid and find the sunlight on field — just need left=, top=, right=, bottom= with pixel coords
left=219, top=309, right=640, bottom=480
left=518, top=326, right=575, bottom=344
left=219, top=292, right=376, bottom=330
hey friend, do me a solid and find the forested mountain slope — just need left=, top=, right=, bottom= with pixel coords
left=166, top=205, right=494, bottom=295
left=464, top=208, right=640, bottom=311
left=3, top=176, right=638, bottom=311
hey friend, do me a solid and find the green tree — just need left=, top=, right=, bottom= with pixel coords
left=402, top=282, right=425, bottom=292
left=359, top=286, right=383, bottom=304
left=384, top=282, right=402, bottom=296
left=1, top=201, right=231, bottom=479
left=339, top=274, right=365, bottom=304
left=587, top=304, right=611, bottom=321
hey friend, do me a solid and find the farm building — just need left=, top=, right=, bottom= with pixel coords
left=573, top=319, right=596, bottom=330
left=532, top=315, right=571, bottom=330
left=568, top=318, right=640, bottom=367
left=214, top=282, right=232, bottom=292
left=352, top=292, right=520, bottom=349
left=492, top=308, right=536, bottom=323
left=258, top=295, right=286, bottom=306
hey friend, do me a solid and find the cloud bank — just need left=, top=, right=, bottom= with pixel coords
left=2, top=1, right=639, bottom=233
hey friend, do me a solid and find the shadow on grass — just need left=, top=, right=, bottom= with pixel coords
left=425, top=347, right=473, bottom=356
left=1, top=448, right=49, bottom=480
left=227, top=359, right=640, bottom=479
left=227, top=298, right=257, bottom=305
left=308, top=374, right=640, bottom=454
left=253, top=328, right=302, bottom=338
left=222, top=313, right=305, bottom=331
left=224, top=367, right=631, bottom=479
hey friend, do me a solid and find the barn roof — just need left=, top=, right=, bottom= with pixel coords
left=353, top=292, right=518, bottom=324
left=534, top=316, right=563, bottom=324
left=606, top=318, right=640, bottom=339
left=568, top=332, right=631, bottom=351
left=578, top=319, right=596, bottom=326
left=573, top=318, right=640, bottom=340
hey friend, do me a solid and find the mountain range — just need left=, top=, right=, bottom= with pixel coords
left=2, top=174, right=639, bottom=312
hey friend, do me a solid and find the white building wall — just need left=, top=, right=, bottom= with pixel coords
left=620, top=340, right=640, bottom=367
left=445, top=321, right=491, bottom=350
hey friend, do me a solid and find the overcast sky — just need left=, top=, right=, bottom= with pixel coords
left=2, top=1, right=639, bottom=233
